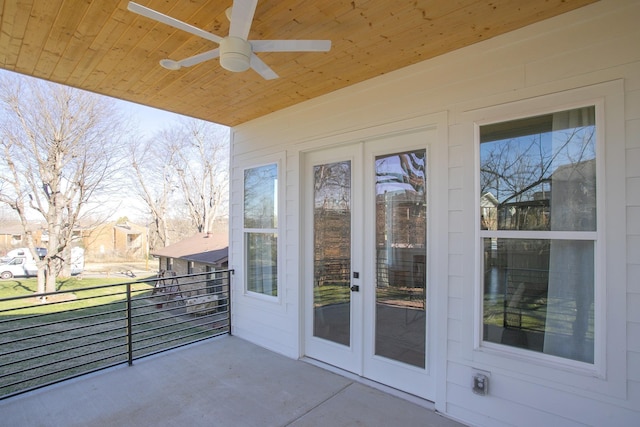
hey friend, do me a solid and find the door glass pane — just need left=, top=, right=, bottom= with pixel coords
left=313, top=161, right=351, bottom=346
left=375, top=150, right=426, bottom=368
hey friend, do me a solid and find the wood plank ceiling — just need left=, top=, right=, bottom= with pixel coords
left=0, top=0, right=597, bottom=127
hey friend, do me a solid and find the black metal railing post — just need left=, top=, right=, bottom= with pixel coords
left=228, top=270, right=233, bottom=336
left=126, top=282, right=134, bottom=366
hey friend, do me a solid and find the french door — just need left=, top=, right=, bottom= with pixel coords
left=303, top=128, right=439, bottom=400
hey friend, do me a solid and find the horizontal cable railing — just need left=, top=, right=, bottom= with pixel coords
left=0, top=269, right=232, bottom=400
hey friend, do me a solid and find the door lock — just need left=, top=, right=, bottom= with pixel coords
left=350, top=285, right=359, bottom=292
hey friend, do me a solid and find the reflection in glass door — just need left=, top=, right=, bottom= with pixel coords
left=305, top=129, right=439, bottom=399
left=374, top=150, right=426, bottom=368
left=313, top=161, right=351, bottom=346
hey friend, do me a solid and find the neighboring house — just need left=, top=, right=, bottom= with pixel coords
left=0, top=222, right=44, bottom=256
left=2, top=1, right=639, bottom=426
left=82, top=221, right=149, bottom=261
left=151, top=232, right=229, bottom=296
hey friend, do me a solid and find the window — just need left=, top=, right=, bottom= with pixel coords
left=480, top=106, right=596, bottom=364
left=243, top=163, right=278, bottom=297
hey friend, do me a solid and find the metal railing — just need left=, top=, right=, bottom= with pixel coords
left=0, top=269, right=232, bottom=399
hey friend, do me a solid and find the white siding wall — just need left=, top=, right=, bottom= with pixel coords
left=627, top=50, right=640, bottom=413
left=230, top=0, right=639, bottom=424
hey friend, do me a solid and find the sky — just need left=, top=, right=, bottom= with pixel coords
left=0, top=68, right=227, bottom=138
left=0, top=69, right=229, bottom=223
left=121, top=101, right=185, bottom=137
left=116, top=98, right=229, bottom=138
left=107, top=99, right=229, bottom=221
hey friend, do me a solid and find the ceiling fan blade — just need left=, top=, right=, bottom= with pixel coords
left=229, top=0, right=258, bottom=40
left=177, top=48, right=221, bottom=68
left=128, top=2, right=223, bottom=44
left=250, top=53, right=278, bottom=80
left=251, top=40, right=332, bottom=52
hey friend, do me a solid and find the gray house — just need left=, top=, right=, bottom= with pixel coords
left=151, top=232, right=228, bottom=300
left=151, top=232, right=228, bottom=275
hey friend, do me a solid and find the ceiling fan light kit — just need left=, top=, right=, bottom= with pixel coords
left=220, top=37, right=251, bottom=72
left=127, top=0, right=331, bottom=80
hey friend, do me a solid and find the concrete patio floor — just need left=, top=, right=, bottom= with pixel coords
left=0, top=336, right=466, bottom=427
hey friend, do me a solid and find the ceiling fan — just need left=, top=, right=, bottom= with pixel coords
left=127, top=1, right=331, bottom=80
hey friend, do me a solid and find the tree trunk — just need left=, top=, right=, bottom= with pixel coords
left=45, top=262, right=56, bottom=294
left=36, top=268, right=46, bottom=296
left=59, top=246, right=72, bottom=278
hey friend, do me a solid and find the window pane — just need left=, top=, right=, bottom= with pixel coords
left=246, top=232, right=277, bottom=296
left=483, top=238, right=594, bottom=363
left=313, top=161, right=351, bottom=346
left=480, top=106, right=596, bottom=231
left=244, top=164, right=277, bottom=228
left=375, top=150, right=426, bottom=368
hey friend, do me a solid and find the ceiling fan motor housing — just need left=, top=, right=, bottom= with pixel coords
left=220, top=36, right=252, bottom=72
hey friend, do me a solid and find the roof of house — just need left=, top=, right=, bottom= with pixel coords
left=113, top=222, right=147, bottom=235
left=0, top=222, right=26, bottom=235
left=151, top=232, right=229, bottom=265
left=0, top=221, right=44, bottom=235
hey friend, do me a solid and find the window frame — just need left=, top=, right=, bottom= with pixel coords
left=462, top=79, right=628, bottom=399
left=241, top=160, right=281, bottom=300
left=456, top=80, right=626, bottom=399
left=475, top=101, right=604, bottom=374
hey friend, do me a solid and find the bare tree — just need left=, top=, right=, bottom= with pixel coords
left=130, top=135, right=180, bottom=249
left=480, top=113, right=596, bottom=231
left=130, top=118, right=229, bottom=250
left=0, top=73, right=130, bottom=295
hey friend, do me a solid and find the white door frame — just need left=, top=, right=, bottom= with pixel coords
left=361, top=129, right=439, bottom=400
left=300, top=114, right=448, bottom=405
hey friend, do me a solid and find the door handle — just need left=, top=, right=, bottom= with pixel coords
left=350, top=285, right=359, bottom=292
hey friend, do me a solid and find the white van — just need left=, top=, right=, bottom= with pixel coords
left=1, top=247, right=46, bottom=262
left=0, top=256, right=37, bottom=279
left=0, top=246, right=84, bottom=278
left=0, top=247, right=40, bottom=279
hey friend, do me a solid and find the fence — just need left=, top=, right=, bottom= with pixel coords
left=0, top=270, right=232, bottom=399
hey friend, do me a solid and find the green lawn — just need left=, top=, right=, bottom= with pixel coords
left=0, top=275, right=155, bottom=309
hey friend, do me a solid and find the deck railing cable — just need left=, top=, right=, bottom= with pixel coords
left=0, top=269, right=232, bottom=400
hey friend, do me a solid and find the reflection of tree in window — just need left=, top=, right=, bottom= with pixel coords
left=374, top=149, right=427, bottom=368
left=480, top=106, right=596, bottom=364
left=313, top=161, right=351, bottom=292
left=312, top=161, right=351, bottom=346
left=480, top=108, right=595, bottom=231
left=244, top=164, right=277, bottom=229
left=244, top=163, right=278, bottom=297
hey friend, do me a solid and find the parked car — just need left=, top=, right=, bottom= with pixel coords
left=0, top=246, right=83, bottom=277
left=0, top=257, right=37, bottom=279
left=0, top=247, right=47, bottom=263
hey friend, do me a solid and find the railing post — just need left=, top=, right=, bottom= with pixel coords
left=228, top=270, right=233, bottom=336
left=126, top=282, right=133, bottom=366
